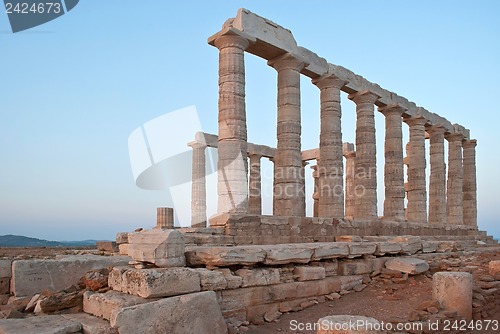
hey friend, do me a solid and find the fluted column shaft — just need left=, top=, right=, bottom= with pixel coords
left=344, top=150, right=356, bottom=218
left=379, top=105, right=406, bottom=222
left=189, top=142, right=207, bottom=227
left=446, top=133, right=464, bottom=225
left=248, top=154, right=262, bottom=215
left=428, top=126, right=447, bottom=225
left=312, top=74, right=345, bottom=218
left=311, top=164, right=319, bottom=217
left=348, top=91, right=379, bottom=220
left=214, top=33, right=250, bottom=214
left=462, top=140, right=477, bottom=227
left=268, top=53, right=307, bottom=217
left=405, top=116, right=428, bottom=223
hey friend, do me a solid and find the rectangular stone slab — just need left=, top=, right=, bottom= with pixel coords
left=0, top=315, right=81, bottom=334
left=385, top=257, right=430, bottom=274
left=83, top=290, right=150, bottom=320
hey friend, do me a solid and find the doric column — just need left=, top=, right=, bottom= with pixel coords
left=348, top=91, right=380, bottom=220
left=446, top=132, right=465, bottom=225
left=405, top=116, right=428, bottom=223
left=248, top=154, right=262, bottom=215
left=312, top=74, right=346, bottom=218
left=343, top=142, right=356, bottom=219
left=268, top=53, right=307, bottom=217
left=213, top=31, right=251, bottom=214
left=311, top=164, right=319, bottom=217
left=188, top=142, right=207, bottom=227
left=379, top=104, right=406, bottom=222
left=462, top=139, right=477, bottom=227
left=427, top=125, right=447, bottom=225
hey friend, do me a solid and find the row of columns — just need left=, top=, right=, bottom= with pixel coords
left=207, top=29, right=477, bottom=227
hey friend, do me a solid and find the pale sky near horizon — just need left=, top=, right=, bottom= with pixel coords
left=1, top=1, right=499, bottom=241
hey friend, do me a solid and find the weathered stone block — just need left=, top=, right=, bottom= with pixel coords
left=339, top=275, right=363, bottom=291
left=117, top=267, right=200, bottom=298
left=433, top=272, right=472, bottom=320
left=96, top=241, right=118, bottom=252
left=185, top=246, right=266, bottom=267
left=338, top=260, right=373, bottom=276
left=335, top=236, right=363, bottom=242
left=196, top=268, right=227, bottom=291
left=115, top=232, right=129, bottom=245
left=111, top=291, right=228, bottom=334
left=489, top=260, right=500, bottom=276
left=0, top=315, right=82, bottom=334
left=11, top=255, right=130, bottom=297
left=118, top=244, right=129, bottom=255
left=317, top=315, right=380, bottom=333
left=389, top=236, right=422, bottom=254
left=311, top=243, right=349, bottom=260
left=236, top=268, right=280, bottom=287
left=385, top=257, right=429, bottom=274
left=83, top=290, right=149, bottom=320
left=127, top=229, right=185, bottom=267
left=0, top=260, right=11, bottom=278
left=437, top=241, right=456, bottom=253
left=263, top=245, right=313, bottom=265
left=215, top=268, right=242, bottom=289
left=421, top=240, right=439, bottom=253
left=61, top=313, right=118, bottom=334
left=294, top=266, right=325, bottom=281
left=348, top=243, right=376, bottom=257
left=374, top=242, right=402, bottom=255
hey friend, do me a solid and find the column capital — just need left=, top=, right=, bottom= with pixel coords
left=348, top=90, right=380, bottom=104
left=211, top=28, right=254, bottom=51
left=405, top=115, right=428, bottom=127
left=462, top=139, right=477, bottom=148
left=311, top=73, right=347, bottom=90
left=248, top=153, right=262, bottom=160
left=426, top=124, right=447, bottom=135
left=267, top=52, right=308, bottom=72
left=445, top=132, right=465, bottom=142
left=187, top=141, right=207, bottom=149
left=378, top=103, right=407, bottom=116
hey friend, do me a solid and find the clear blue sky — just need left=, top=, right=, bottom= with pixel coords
left=1, top=1, right=499, bottom=241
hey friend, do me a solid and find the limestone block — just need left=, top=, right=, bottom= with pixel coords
left=294, top=266, right=326, bottom=281
left=489, top=260, right=500, bottom=276
left=421, top=240, right=439, bottom=253
left=118, top=244, right=129, bottom=256
left=107, top=266, right=128, bottom=292
left=118, top=267, right=200, bottom=299
left=127, top=229, right=185, bottom=267
left=437, top=241, right=456, bottom=252
left=311, top=243, right=349, bottom=260
left=385, top=258, right=429, bottom=275
left=196, top=268, right=228, bottom=291
left=339, top=276, right=364, bottom=291
left=185, top=246, right=266, bottom=267
left=389, top=236, right=422, bottom=254
left=96, top=241, right=118, bottom=252
left=338, top=260, right=373, bottom=276
left=348, top=243, right=376, bottom=257
left=215, top=268, right=242, bottom=289
left=115, top=232, right=129, bottom=245
left=433, top=272, right=472, bottom=320
left=235, top=268, right=280, bottom=287
left=11, top=255, right=130, bottom=297
left=0, top=260, right=11, bottom=278
left=317, top=315, right=380, bottom=333
left=61, top=313, right=118, bottom=334
left=219, top=286, right=270, bottom=311
left=374, top=242, right=402, bottom=256
left=111, top=291, right=228, bottom=334
left=263, top=245, right=313, bottom=265
left=83, top=290, right=149, bottom=320
left=0, top=315, right=82, bottom=334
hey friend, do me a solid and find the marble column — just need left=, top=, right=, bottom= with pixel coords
left=348, top=91, right=380, bottom=220
left=312, top=74, right=346, bottom=218
left=379, top=104, right=406, bottom=222
left=268, top=53, right=307, bottom=217
left=343, top=143, right=356, bottom=219
left=428, top=125, right=447, bottom=225
left=248, top=154, right=262, bottom=215
left=213, top=32, right=251, bottom=214
left=188, top=142, right=207, bottom=227
left=311, top=164, right=319, bottom=217
left=446, top=132, right=464, bottom=225
left=462, top=139, right=477, bottom=227
left=405, top=116, right=428, bottom=223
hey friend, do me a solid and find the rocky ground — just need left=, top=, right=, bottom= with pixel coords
left=0, top=247, right=499, bottom=333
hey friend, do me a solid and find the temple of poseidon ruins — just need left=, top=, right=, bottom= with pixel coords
left=1, top=8, right=499, bottom=334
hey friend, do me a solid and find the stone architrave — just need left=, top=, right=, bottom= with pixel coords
left=405, top=116, right=428, bottom=223
left=379, top=104, right=406, bottom=222
left=427, top=125, right=447, bottom=225
left=462, top=140, right=477, bottom=227
left=343, top=143, right=356, bottom=219
left=188, top=141, right=207, bottom=227
left=312, top=74, right=346, bottom=218
left=268, top=53, right=307, bottom=217
left=348, top=91, right=380, bottom=220
left=248, top=154, right=262, bottom=215
left=446, top=132, right=464, bottom=225
left=212, top=30, right=254, bottom=214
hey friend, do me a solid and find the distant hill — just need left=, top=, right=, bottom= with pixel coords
left=0, top=235, right=97, bottom=247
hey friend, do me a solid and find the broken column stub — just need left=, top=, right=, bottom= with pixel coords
left=157, top=207, right=174, bottom=229
left=432, top=271, right=472, bottom=320
left=317, top=315, right=381, bottom=333
left=127, top=229, right=185, bottom=267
